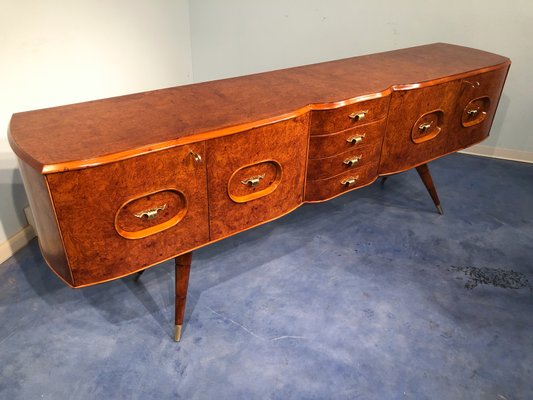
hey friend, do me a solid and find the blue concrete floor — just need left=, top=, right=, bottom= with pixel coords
left=1, top=153, right=532, bottom=399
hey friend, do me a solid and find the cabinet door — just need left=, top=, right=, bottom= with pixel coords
left=47, top=143, right=209, bottom=286
left=379, top=66, right=509, bottom=174
left=206, top=115, right=309, bottom=239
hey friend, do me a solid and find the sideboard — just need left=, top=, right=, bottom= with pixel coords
left=8, top=43, right=511, bottom=341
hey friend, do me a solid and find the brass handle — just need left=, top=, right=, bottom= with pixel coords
left=133, top=204, right=167, bottom=220
left=419, top=122, right=432, bottom=132
left=346, top=134, right=365, bottom=144
left=349, top=110, right=368, bottom=121
left=466, top=108, right=479, bottom=117
left=241, top=174, right=265, bottom=187
left=344, top=155, right=362, bottom=167
left=190, top=151, right=202, bottom=163
left=341, top=176, right=359, bottom=187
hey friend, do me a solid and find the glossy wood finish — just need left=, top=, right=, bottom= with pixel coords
left=307, top=143, right=381, bottom=180
left=17, top=159, right=72, bottom=285
left=310, top=96, right=390, bottom=135
left=206, top=116, right=309, bottom=239
left=308, top=119, right=386, bottom=159
left=415, top=164, right=443, bottom=214
left=379, top=67, right=509, bottom=174
left=9, top=44, right=509, bottom=174
left=45, top=143, right=209, bottom=286
left=175, top=252, right=192, bottom=342
left=305, top=163, right=379, bottom=202
left=9, top=45, right=510, bottom=291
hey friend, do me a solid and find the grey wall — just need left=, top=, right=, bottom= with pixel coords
left=190, top=0, right=532, bottom=153
left=0, top=0, right=193, bottom=244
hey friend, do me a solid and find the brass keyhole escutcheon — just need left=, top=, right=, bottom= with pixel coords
left=189, top=150, right=202, bottom=163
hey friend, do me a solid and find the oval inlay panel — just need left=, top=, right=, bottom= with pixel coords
left=227, top=160, right=282, bottom=203
left=115, top=189, right=187, bottom=239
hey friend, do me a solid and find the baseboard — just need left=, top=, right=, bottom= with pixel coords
left=460, top=145, right=533, bottom=164
left=0, top=224, right=36, bottom=264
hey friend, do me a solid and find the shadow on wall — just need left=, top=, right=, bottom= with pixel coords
left=0, top=155, right=30, bottom=245
left=482, top=93, right=511, bottom=151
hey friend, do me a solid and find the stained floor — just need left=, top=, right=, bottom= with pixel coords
left=1, top=153, right=532, bottom=399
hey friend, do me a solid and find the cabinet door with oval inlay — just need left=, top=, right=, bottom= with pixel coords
left=46, top=143, right=209, bottom=286
left=379, top=65, right=510, bottom=175
left=206, top=115, right=309, bottom=239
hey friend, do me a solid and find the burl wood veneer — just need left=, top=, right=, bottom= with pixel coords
left=9, top=43, right=510, bottom=340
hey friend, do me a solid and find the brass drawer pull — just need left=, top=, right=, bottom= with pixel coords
left=344, top=155, right=362, bottom=167
left=419, top=122, right=433, bottom=132
left=346, top=134, right=365, bottom=144
left=341, top=176, right=359, bottom=187
left=133, top=204, right=167, bottom=220
left=349, top=110, right=368, bottom=121
left=189, top=150, right=202, bottom=163
left=241, top=174, right=265, bottom=187
left=466, top=108, right=479, bottom=117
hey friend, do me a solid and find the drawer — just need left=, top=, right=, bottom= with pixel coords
left=307, top=142, right=381, bottom=180
left=206, top=115, right=309, bottom=239
left=309, top=118, right=386, bottom=159
left=310, top=95, right=390, bottom=135
left=305, top=162, right=379, bottom=202
left=46, top=143, right=209, bottom=286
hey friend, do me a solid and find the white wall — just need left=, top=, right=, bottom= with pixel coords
left=190, top=0, right=533, bottom=153
left=0, top=0, right=193, bottom=245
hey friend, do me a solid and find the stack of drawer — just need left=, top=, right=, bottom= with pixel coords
left=305, top=96, right=390, bottom=201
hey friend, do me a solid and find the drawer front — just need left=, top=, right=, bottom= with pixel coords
left=207, top=115, right=309, bottom=239
left=307, top=142, right=381, bottom=180
left=309, top=119, right=386, bottom=159
left=380, top=66, right=509, bottom=174
left=305, top=163, right=379, bottom=202
left=46, top=143, right=209, bottom=286
left=311, top=95, right=390, bottom=135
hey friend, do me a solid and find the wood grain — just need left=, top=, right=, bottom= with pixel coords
left=45, top=143, right=209, bottom=286
left=9, top=44, right=511, bottom=289
left=17, top=159, right=73, bottom=285
left=305, top=163, right=379, bottom=202
left=206, top=116, right=309, bottom=239
left=175, top=252, right=192, bottom=334
left=379, top=67, right=510, bottom=174
left=309, top=119, right=386, bottom=159
left=9, top=43, right=509, bottom=173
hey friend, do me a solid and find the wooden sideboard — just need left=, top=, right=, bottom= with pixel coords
left=8, top=43, right=510, bottom=341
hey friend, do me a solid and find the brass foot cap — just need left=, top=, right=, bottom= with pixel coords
left=175, top=325, right=182, bottom=342
left=437, top=204, right=444, bottom=215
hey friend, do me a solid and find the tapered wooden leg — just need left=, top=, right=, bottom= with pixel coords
left=175, top=252, right=193, bottom=342
left=415, top=163, right=443, bottom=214
left=380, top=176, right=389, bottom=186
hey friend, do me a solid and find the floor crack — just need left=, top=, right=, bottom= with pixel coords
left=205, top=305, right=266, bottom=341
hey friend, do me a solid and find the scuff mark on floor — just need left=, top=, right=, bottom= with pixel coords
left=449, top=266, right=530, bottom=290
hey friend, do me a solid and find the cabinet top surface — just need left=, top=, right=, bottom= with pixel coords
left=9, top=43, right=510, bottom=173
